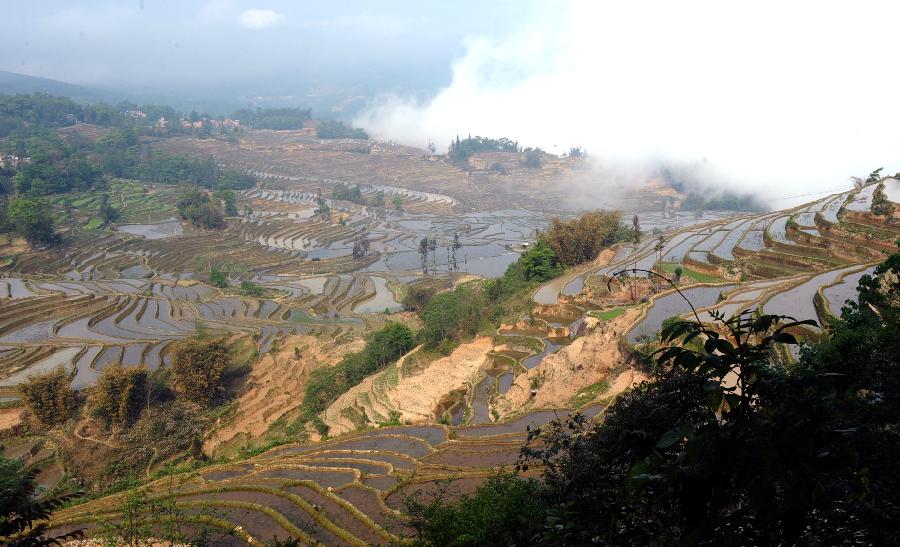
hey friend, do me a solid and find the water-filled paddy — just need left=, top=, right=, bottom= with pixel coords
left=822, top=266, right=876, bottom=316
left=627, top=285, right=735, bottom=344
left=352, top=276, right=402, bottom=313
left=763, top=266, right=862, bottom=325
left=117, top=220, right=183, bottom=239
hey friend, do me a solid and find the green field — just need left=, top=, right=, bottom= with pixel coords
left=660, top=262, right=723, bottom=283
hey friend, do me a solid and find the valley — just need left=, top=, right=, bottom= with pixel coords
left=2, top=112, right=899, bottom=546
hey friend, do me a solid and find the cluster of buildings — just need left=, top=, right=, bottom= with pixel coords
left=0, top=155, right=30, bottom=169
left=123, top=109, right=242, bottom=131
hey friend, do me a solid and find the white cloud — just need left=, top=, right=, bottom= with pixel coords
left=357, top=0, right=900, bottom=207
left=237, top=8, right=283, bottom=30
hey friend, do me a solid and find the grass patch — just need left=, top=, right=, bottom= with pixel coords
left=589, top=307, right=626, bottom=321
left=660, top=262, right=722, bottom=283
left=569, top=380, right=610, bottom=408
left=83, top=217, right=102, bottom=229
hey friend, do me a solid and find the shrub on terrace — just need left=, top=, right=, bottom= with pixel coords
left=419, top=285, right=485, bottom=351
left=88, top=364, right=147, bottom=428
left=176, top=185, right=224, bottom=229
left=170, top=338, right=230, bottom=406
left=18, top=367, right=74, bottom=428
left=316, top=119, right=368, bottom=139
left=544, top=210, right=622, bottom=266
left=402, top=284, right=437, bottom=312
left=7, top=195, right=57, bottom=244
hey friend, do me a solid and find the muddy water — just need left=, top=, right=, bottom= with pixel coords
left=471, top=375, right=497, bottom=425
left=883, top=178, right=900, bottom=203
left=822, top=266, right=876, bottom=316
left=845, top=183, right=879, bottom=212
left=353, top=276, right=402, bottom=313
left=763, top=266, right=862, bottom=326
left=627, top=285, right=735, bottom=344
left=0, top=346, right=81, bottom=386
left=117, top=220, right=183, bottom=239
left=522, top=337, right=566, bottom=369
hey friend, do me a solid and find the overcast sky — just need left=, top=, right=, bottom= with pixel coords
left=4, top=1, right=900, bottom=203
left=2, top=1, right=532, bottom=96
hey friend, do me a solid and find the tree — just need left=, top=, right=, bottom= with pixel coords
left=374, top=190, right=386, bottom=208
left=98, top=192, right=119, bottom=225
left=524, top=147, right=543, bottom=168
left=0, top=456, right=83, bottom=546
left=402, top=284, right=437, bottom=312
left=170, top=338, right=230, bottom=406
left=314, top=196, right=331, bottom=217
left=393, top=195, right=404, bottom=212
left=419, top=237, right=430, bottom=273
left=419, top=286, right=484, bottom=351
left=7, top=196, right=56, bottom=244
left=176, top=185, right=223, bottom=229
left=213, top=188, right=238, bottom=216
left=242, top=204, right=253, bottom=219
left=208, top=266, right=227, bottom=288
left=18, top=368, right=74, bottom=429
left=544, top=210, right=621, bottom=266
left=89, top=364, right=147, bottom=428
left=515, top=240, right=564, bottom=282
left=629, top=215, right=642, bottom=301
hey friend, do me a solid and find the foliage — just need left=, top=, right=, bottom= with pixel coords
left=544, top=210, right=622, bottom=266
left=121, top=400, right=210, bottom=477
left=231, top=107, right=311, bottom=130
left=507, top=240, right=564, bottom=283
left=331, top=183, right=364, bottom=204
left=524, top=147, right=543, bottom=168
left=448, top=135, right=518, bottom=163
left=89, top=364, right=147, bottom=428
left=314, top=195, right=330, bottom=216
left=402, top=284, right=437, bottom=312
left=212, top=188, right=237, bottom=216
left=7, top=134, right=101, bottom=196
left=404, top=472, right=544, bottom=547
left=176, top=185, right=223, bottom=229
left=315, top=119, right=368, bottom=139
left=98, top=129, right=253, bottom=190
left=680, top=191, right=764, bottom=212
left=170, top=338, right=230, bottom=406
left=7, top=196, right=56, bottom=244
left=240, top=280, right=264, bottom=297
left=419, top=285, right=485, bottom=350
left=97, top=192, right=119, bottom=225
left=208, top=266, right=227, bottom=288
left=18, top=367, right=74, bottom=428
left=299, top=323, right=414, bottom=427
left=392, top=195, right=403, bottom=212
left=0, top=456, right=83, bottom=546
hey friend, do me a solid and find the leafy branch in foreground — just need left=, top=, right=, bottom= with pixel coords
left=0, top=457, right=83, bottom=546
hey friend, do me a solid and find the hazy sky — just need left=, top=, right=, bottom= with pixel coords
left=4, top=1, right=900, bottom=203
left=2, top=1, right=532, bottom=95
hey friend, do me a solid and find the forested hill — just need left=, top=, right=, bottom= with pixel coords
left=0, top=70, right=115, bottom=103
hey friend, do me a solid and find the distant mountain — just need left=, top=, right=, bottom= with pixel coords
left=0, top=70, right=117, bottom=102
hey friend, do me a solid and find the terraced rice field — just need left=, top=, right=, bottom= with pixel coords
left=46, top=406, right=603, bottom=546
